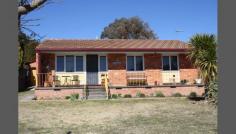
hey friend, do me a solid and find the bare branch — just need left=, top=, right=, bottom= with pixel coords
left=18, top=0, right=48, bottom=16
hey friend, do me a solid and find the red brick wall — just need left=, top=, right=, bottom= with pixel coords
left=35, top=89, right=83, bottom=100
left=110, top=86, right=204, bottom=97
left=144, top=54, right=162, bottom=85
left=108, top=54, right=126, bottom=70
left=179, top=54, right=194, bottom=69
left=179, top=54, right=199, bottom=84
left=144, top=54, right=162, bottom=69
left=107, top=54, right=127, bottom=86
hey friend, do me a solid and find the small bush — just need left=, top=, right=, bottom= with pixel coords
left=172, top=93, right=182, bottom=97
left=111, top=94, right=118, bottom=99
left=118, top=94, right=122, bottom=98
left=123, top=94, right=132, bottom=98
left=188, top=92, right=197, bottom=99
left=136, top=92, right=145, bottom=98
left=180, top=79, right=188, bottom=84
left=65, top=96, right=70, bottom=100
left=155, top=91, right=165, bottom=97
left=66, top=93, right=80, bottom=101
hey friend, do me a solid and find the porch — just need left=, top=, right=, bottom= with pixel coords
left=36, top=71, right=186, bottom=88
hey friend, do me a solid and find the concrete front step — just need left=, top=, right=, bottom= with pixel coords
left=87, top=88, right=107, bottom=99
left=87, top=95, right=107, bottom=100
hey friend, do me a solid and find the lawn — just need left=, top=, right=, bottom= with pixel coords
left=19, top=93, right=217, bottom=134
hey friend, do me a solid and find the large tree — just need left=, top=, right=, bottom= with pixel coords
left=18, top=0, right=49, bottom=67
left=18, top=0, right=49, bottom=90
left=101, top=17, right=157, bottom=39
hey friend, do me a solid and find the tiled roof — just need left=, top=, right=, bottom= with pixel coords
left=36, top=39, right=191, bottom=52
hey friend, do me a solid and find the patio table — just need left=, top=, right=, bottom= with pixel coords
left=62, top=76, right=71, bottom=86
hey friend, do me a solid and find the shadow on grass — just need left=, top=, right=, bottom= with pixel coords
left=188, top=96, right=205, bottom=101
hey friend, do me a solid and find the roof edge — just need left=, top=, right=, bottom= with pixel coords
left=36, top=47, right=190, bottom=52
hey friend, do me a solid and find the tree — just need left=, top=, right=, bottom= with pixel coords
left=18, top=0, right=47, bottom=16
left=18, top=0, right=48, bottom=68
left=101, top=17, right=157, bottom=39
left=18, top=0, right=49, bottom=90
left=188, top=34, right=217, bottom=102
left=18, top=32, right=39, bottom=66
left=188, top=34, right=217, bottom=83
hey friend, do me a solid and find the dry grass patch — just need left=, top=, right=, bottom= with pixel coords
left=19, top=97, right=217, bottom=134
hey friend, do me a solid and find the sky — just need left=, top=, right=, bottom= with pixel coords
left=24, top=0, right=217, bottom=42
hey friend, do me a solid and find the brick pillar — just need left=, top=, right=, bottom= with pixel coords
left=107, top=54, right=127, bottom=86
left=144, top=54, right=162, bottom=85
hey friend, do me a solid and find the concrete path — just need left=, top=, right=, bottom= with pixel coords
left=18, top=88, right=35, bottom=102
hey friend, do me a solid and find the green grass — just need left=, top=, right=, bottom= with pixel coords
left=19, top=96, right=217, bottom=134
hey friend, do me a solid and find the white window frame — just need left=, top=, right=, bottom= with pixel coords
left=126, top=55, right=145, bottom=71
left=75, top=55, right=85, bottom=72
left=55, top=54, right=86, bottom=73
left=162, top=55, right=179, bottom=71
left=98, top=55, right=108, bottom=72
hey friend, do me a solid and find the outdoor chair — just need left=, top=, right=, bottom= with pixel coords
left=53, top=75, right=61, bottom=87
left=71, top=75, right=79, bottom=86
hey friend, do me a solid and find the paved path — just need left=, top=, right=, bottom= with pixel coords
left=18, top=89, right=35, bottom=102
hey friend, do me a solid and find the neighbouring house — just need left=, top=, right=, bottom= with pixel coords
left=35, top=39, right=204, bottom=99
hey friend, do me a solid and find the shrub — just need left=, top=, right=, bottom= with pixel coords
left=118, top=94, right=122, bottom=98
left=172, top=93, right=182, bottom=97
left=155, top=91, right=165, bottom=97
left=206, top=81, right=218, bottom=104
left=188, top=92, right=197, bottom=99
left=136, top=92, right=145, bottom=98
left=66, top=93, right=80, bottom=101
left=65, top=96, right=70, bottom=100
left=123, top=94, right=132, bottom=98
left=111, top=94, right=118, bottom=99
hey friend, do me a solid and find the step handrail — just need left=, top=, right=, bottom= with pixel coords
left=101, top=74, right=110, bottom=99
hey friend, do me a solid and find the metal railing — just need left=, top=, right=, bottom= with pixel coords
left=36, top=73, right=82, bottom=87
left=37, top=73, right=53, bottom=87
left=126, top=71, right=147, bottom=86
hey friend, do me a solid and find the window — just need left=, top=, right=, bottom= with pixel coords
left=171, top=56, right=178, bottom=70
left=162, top=56, right=178, bottom=71
left=65, top=55, right=74, bottom=72
left=127, top=56, right=144, bottom=71
left=76, top=56, right=83, bottom=71
left=99, top=56, right=107, bottom=71
left=127, top=56, right=135, bottom=71
left=136, top=56, right=143, bottom=71
left=56, top=56, right=64, bottom=72
left=162, top=56, right=170, bottom=70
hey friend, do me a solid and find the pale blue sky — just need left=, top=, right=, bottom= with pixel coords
left=24, top=0, right=217, bottom=42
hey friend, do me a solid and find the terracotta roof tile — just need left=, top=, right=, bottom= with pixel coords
left=36, top=39, right=190, bottom=52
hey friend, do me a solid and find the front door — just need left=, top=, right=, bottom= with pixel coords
left=86, top=55, right=98, bottom=85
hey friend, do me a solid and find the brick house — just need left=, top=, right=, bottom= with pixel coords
left=35, top=39, right=204, bottom=99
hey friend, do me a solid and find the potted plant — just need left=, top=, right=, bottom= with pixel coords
left=195, top=70, right=202, bottom=84
left=180, top=79, right=188, bottom=85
